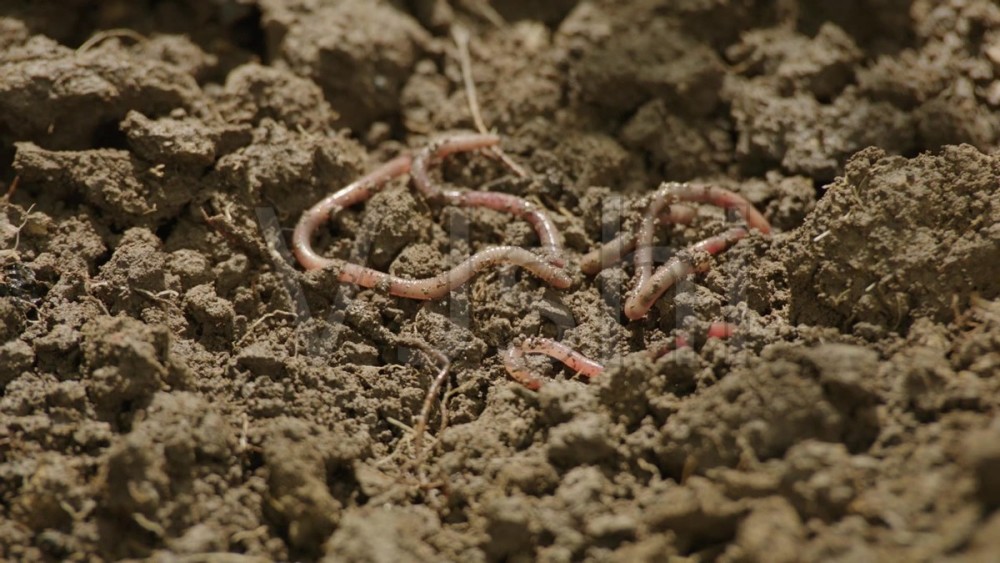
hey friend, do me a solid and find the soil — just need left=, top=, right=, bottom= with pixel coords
left=1, top=0, right=999, bottom=561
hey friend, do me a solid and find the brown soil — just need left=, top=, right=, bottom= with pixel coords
left=2, top=1, right=1000, bottom=561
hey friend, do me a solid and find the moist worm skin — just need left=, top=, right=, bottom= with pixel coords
left=501, top=181, right=772, bottom=389
left=443, top=189, right=565, bottom=266
left=501, top=337, right=604, bottom=391
left=296, top=149, right=773, bottom=386
left=624, top=226, right=749, bottom=320
left=327, top=245, right=570, bottom=300
left=292, top=135, right=571, bottom=298
left=292, top=155, right=413, bottom=271
left=625, top=182, right=772, bottom=320
left=581, top=183, right=769, bottom=277
left=410, top=133, right=501, bottom=200
left=501, top=322, right=738, bottom=389
left=580, top=204, right=698, bottom=275
left=632, top=183, right=769, bottom=296
left=412, top=133, right=566, bottom=263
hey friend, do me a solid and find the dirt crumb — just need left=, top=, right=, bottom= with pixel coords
left=259, top=0, right=429, bottom=131
left=260, top=417, right=370, bottom=559
left=0, top=28, right=201, bottom=150
left=81, top=315, right=191, bottom=423
left=322, top=506, right=440, bottom=563
left=786, top=145, right=1000, bottom=331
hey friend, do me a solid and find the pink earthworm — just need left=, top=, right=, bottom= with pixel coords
left=292, top=155, right=413, bottom=270
left=625, top=226, right=750, bottom=320
left=332, top=245, right=570, bottom=300
left=501, top=321, right=738, bottom=389
left=500, top=336, right=604, bottom=391
left=579, top=204, right=698, bottom=275
left=291, top=138, right=571, bottom=298
left=442, top=189, right=565, bottom=266
left=412, top=133, right=566, bottom=265
left=410, top=133, right=501, bottom=200
left=625, top=183, right=771, bottom=320
left=705, top=321, right=737, bottom=339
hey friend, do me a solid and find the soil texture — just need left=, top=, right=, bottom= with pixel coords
left=1, top=0, right=1000, bottom=561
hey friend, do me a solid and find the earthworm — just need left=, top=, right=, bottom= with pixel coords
left=292, top=137, right=571, bottom=298
left=292, top=154, right=413, bottom=271
left=501, top=321, right=738, bottom=389
left=442, top=189, right=565, bottom=266
left=331, top=245, right=570, bottom=300
left=625, top=183, right=771, bottom=320
left=631, top=184, right=770, bottom=289
left=705, top=320, right=737, bottom=339
left=579, top=203, right=698, bottom=275
left=410, top=133, right=501, bottom=200
left=625, top=226, right=751, bottom=320
left=411, top=133, right=564, bottom=263
left=501, top=336, right=604, bottom=390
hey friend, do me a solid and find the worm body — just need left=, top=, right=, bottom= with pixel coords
left=501, top=322, right=737, bottom=389
left=625, top=226, right=750, bottom=320
left=626, top=183, right=771, bottom=320
left=580, top=203, right=698, bottom=274
left=411, top=133, right=500, bottom=200
left=292, top=155, right=412, bottom=271
left=292, top=135, right=570, bottom=299
left=501, top=336, right=604, bottom=390
left=293, top=142, right=773, bottom=390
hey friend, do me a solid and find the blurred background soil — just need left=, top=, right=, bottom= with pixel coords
left=1, top=0, right=999, bottom=561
